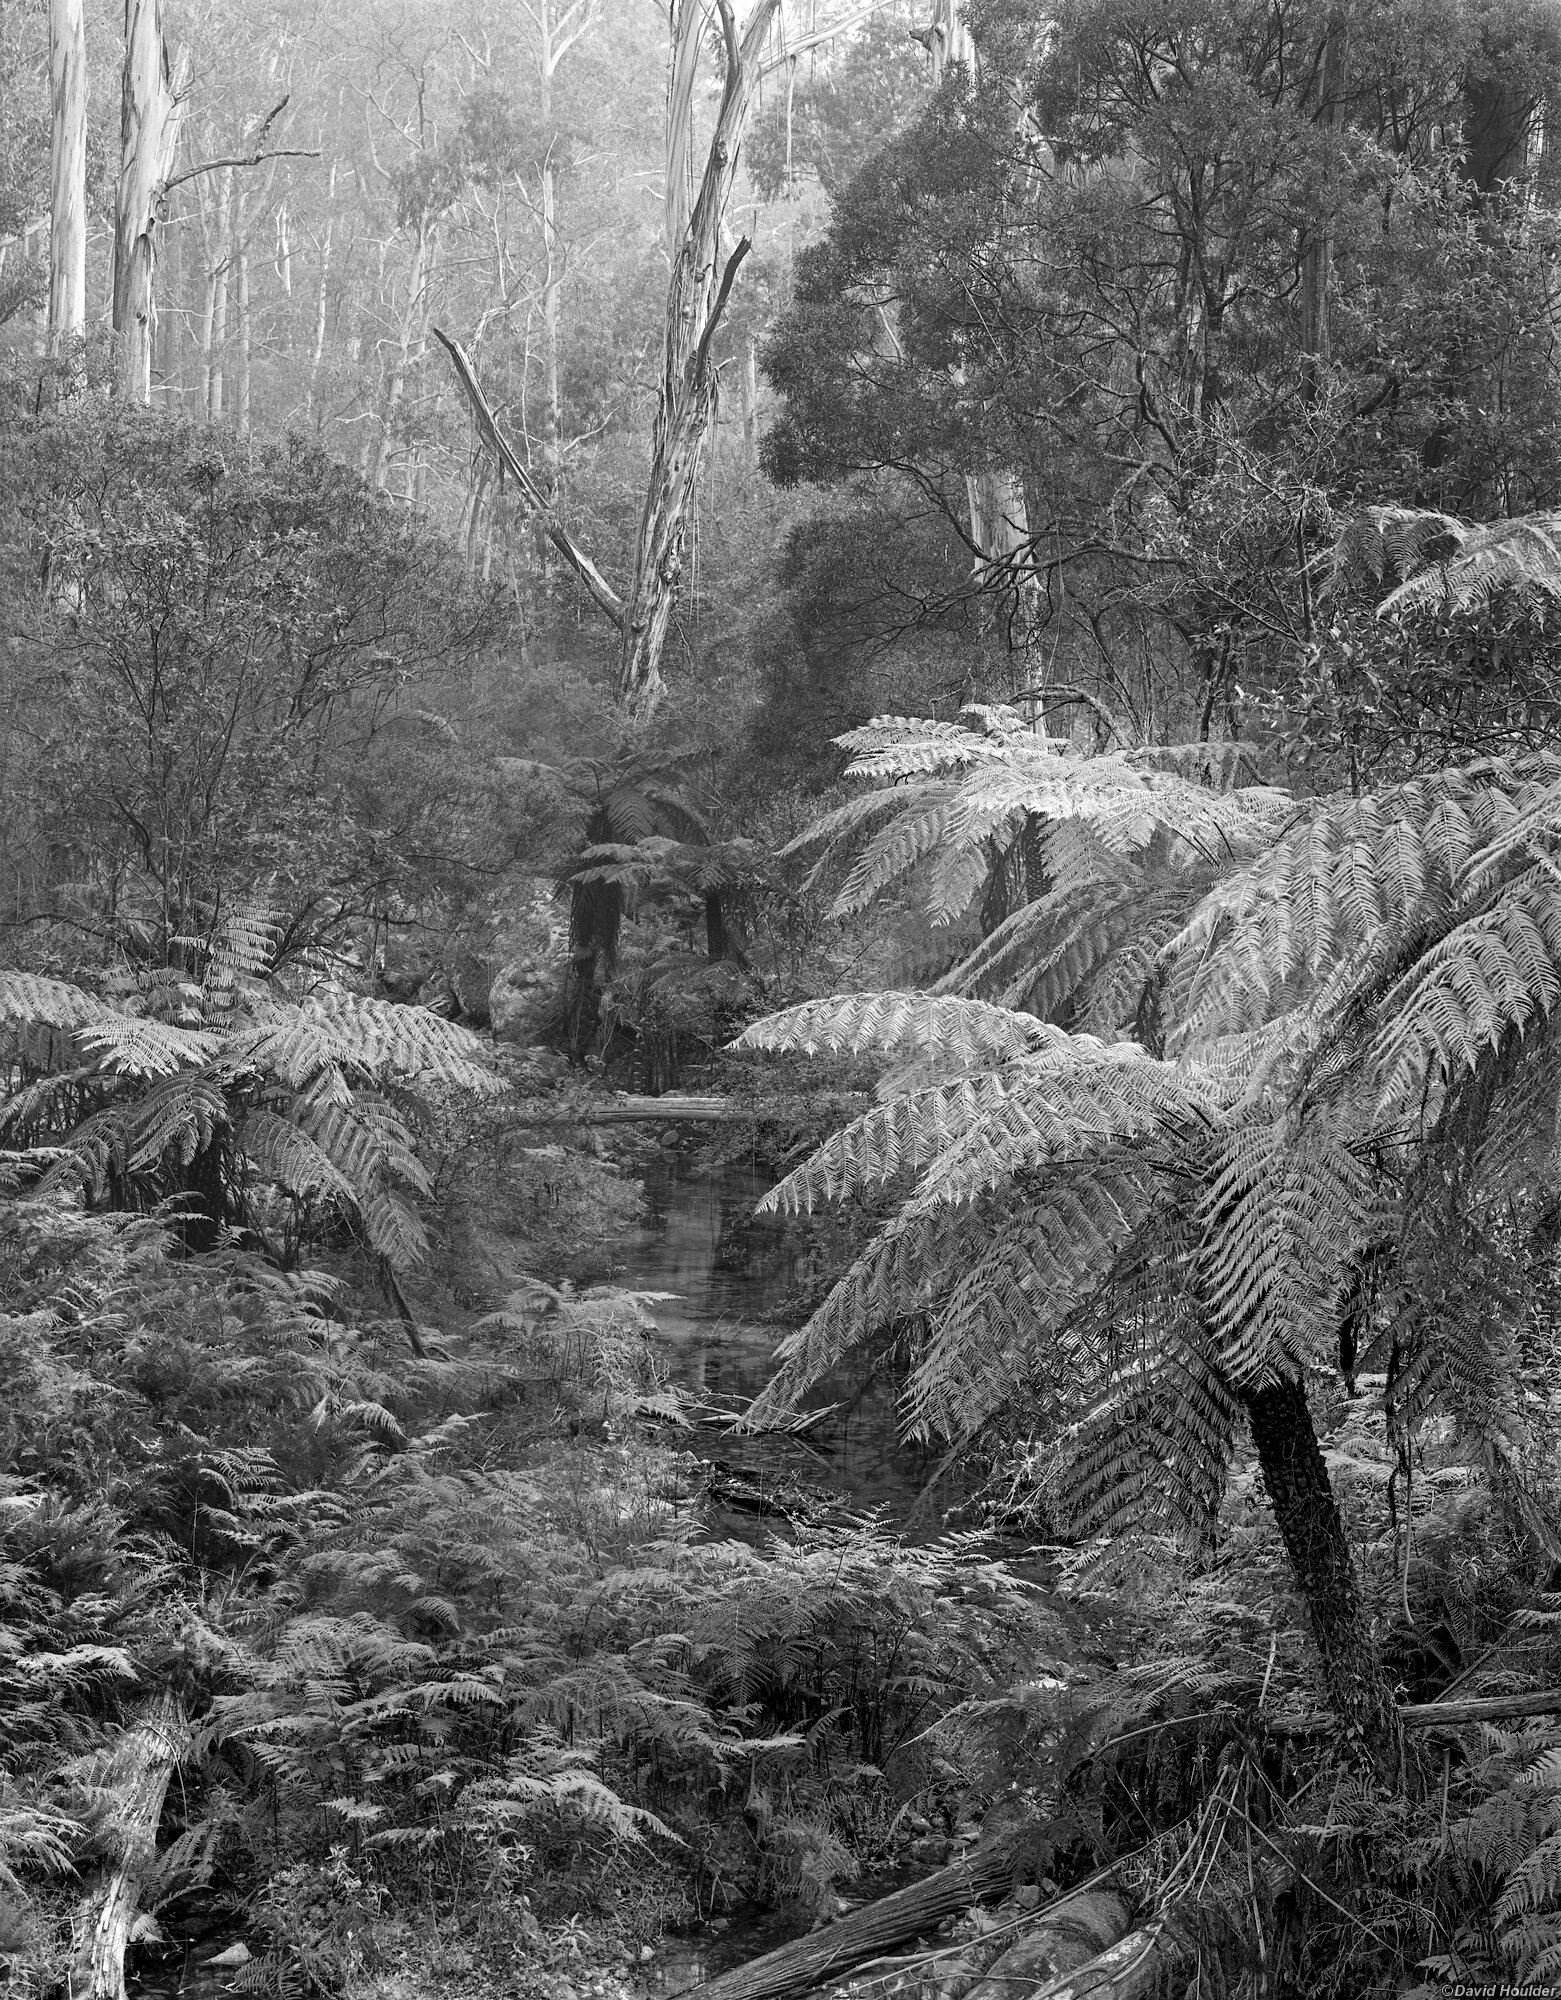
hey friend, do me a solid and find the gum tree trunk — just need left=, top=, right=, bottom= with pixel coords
left=48, top=0, right=88, bottom=358
left=305, top=156, right=335, bottom=426
left=1242, top=1373, right=1403, bottom=1779
left=616, top=0, right=783, bottom=716
left=113, top=0, right=188, bottom=404
left=1300, top=4, right=1347, bottom=399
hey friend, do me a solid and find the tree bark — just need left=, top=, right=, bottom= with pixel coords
left=114, top=0, right=188, bottom=404
left=617, top=0, right=783, bottom=716
left=305, top=157, right=335, bottom=427
left=687, top=1829, right=1040, bottom=2000
left=235, top=233, right=250, bottom=432
left=70, top=1694, right=190, bottom=2000
left=1300, top=5, right=1347, bottom=399
left=1242, top=1374, right=1403, bottom=1779
left=924, top=0, right=973, bottom=81
left=47, top=0, right=88, bottom=358
left=955, top=1891, right=1134, bottom=1999
left=966, top=467, right=1040, bottom=664
left=207, top=166, right=231, bottom=419
left=373, top=214, right=431, bottom=492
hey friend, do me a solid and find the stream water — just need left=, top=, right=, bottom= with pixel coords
left=626, top=1156, right=960, bottom=1534
left=128, top=1158, right=970, bottom=1999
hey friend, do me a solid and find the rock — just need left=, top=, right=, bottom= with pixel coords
left=380, top=937, right=434, bottom=1000
left=205, top=1942, right=252, bottom=1969
left=1014, top=1884, right=1042, bottom=1911
left=639, top=1945, right=655, bottom=1962
left=448, top=950, right=494, bottom=1025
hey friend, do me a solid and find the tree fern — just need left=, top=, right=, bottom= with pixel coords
left=741, top=717, right=1561, bottom=1757
left=0, top=969, right=497, bottom=1277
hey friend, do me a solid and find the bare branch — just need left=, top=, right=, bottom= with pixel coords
left=693, top=236, right=751, bottom=387
left=432, top=326, right=626, bottom=629
left=165, top=147, right=319, bottom=197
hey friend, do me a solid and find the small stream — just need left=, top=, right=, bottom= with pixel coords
left=128, top=1157, right=982, bottom=1999
left=625, top=1156, right=963, bottom=1534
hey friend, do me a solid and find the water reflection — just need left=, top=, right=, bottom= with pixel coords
left=623, top=1158, right=960, bottom=1532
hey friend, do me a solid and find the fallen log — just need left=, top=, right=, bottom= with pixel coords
left=954, top=1890, right=1135, bottom=1999
left=681, top=1833, right=1036, bottom=2000
left=1261, top=1685, right=1561, bottom=1738
left=496, top=1093, right=865, bottom=1127
left=70, top=1693, right=191, bottom=2000
left=1023, top=1921, right=1166, bottom=2000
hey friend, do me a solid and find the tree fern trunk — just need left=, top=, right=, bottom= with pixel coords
left=1243, top=1374, right=1403, bottom=1779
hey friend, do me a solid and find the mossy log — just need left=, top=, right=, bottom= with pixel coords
left=70, top=1693, right=190, bottom=2000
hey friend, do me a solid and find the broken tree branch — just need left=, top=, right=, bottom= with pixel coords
left=684, top=1830, right=1044, bottom=2000
left=70, top=1693, right=190, bottom=2000
left=692, top=236, right=751, bottom=388
left=164, top=146, right=318, bottom=196
left=432, top=325, right=626, bottom=629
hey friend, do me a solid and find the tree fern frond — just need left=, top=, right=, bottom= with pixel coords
left=77, top=1017, right=221, bottom=1077
left=237, top=1111, right=356, bottom=1205
left=832, top=789, right=960, bottom=918
left=1380, top=510, right=1561, bottom=617
left=744, top=1204, right=977, bottom=1425
left=775, top=785, right=915, bottom=867
left=126, top=1073, right=231, bottom=1170
left=734, top=992, right=1064, bottom=1067
left=297, top=991, right=498, bottom=1093
left=905, top=1046, right=1223, bottom=1210
left=1333, top=504, right=1468, bottom=593
left=1367, top=874, right=1561, bottom=1120
left=204, top=899, right=281, bottom=998
left=1197, top=1118, right=1377, bottom=1380
left=1125, top=741, right=1271, bottom=791
left=834, top=715, right=1017, bottom=777
left=758, top=1076, right=1004, bottom=1215
left=301, top=1100, right=433, bottom=1202
left=0, top=971, right=117, bottom=1031
left=904, top=1169, right=1153, bottom=1438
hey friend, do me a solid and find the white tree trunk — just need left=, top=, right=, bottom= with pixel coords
left=966, top=466, right=1040, bottom=662
left=47, top=0, right=88, bottom=356
left=305, top=158, right=335, bottom=427
left=207, top=167, right=232, bottom=418
left=113, top=0, right=187, bottom=404
left=373, top=217, right=430, bottom=492
left=926, top=0, right=973, bottom=80
left=618, top=0, right=784, bottom=715
left=235, top=232, right=250, bottom=432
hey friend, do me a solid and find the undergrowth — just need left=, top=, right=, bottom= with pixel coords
left=0, top=1192, right=1039, bottom=1999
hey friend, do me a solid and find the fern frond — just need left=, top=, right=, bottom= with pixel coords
left=297, top=991, right=497, bottom=1093
left=1332, top=504, right=1468, bottom=592
left=77, top=1017, right=220, bottom=1077
left=734, top=992, right=1063, bottom=1067
left=834, top=715, right=1017, bottom=777
left=1379, top=510, right=1561, bottom=617
left=0, top=971, right=116, bottom=1031
left=1367, top=875, right=1561, bottom=1120
left=1197, top=1117, right=1378, bottom=1380
left=236, top=1110, right=355, bottom=1205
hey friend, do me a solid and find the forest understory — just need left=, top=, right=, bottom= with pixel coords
left=15, top=0, right=1561, bottom=1996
